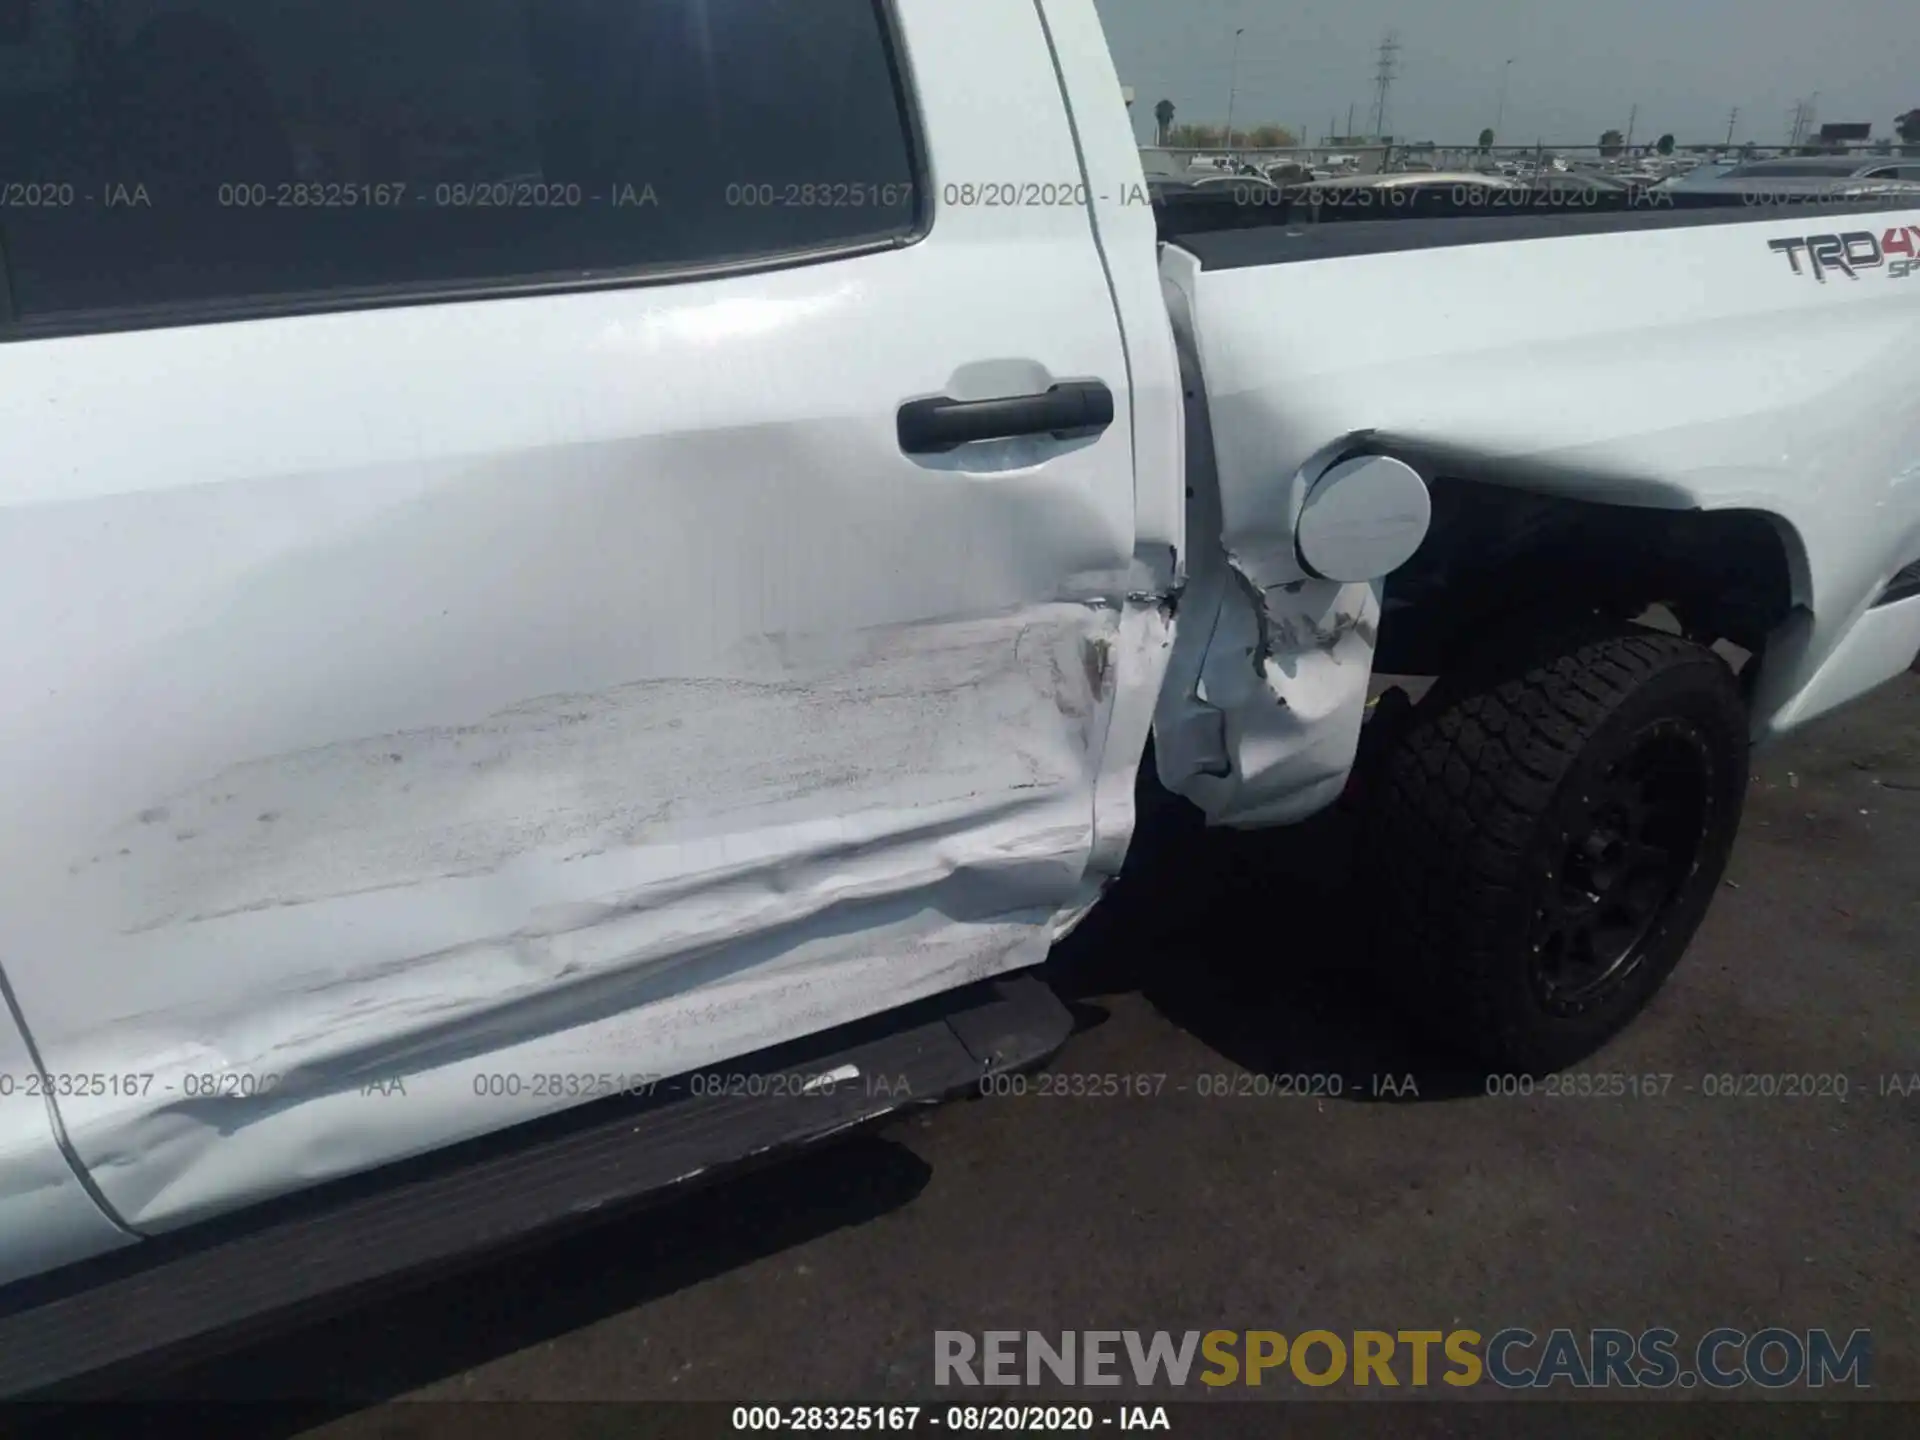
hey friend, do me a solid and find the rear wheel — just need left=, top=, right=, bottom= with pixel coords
left=1366, top=627, right=1748, bottom=1072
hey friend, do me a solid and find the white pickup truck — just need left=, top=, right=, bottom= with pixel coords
left=2, top=0, right=1917, bottom=1386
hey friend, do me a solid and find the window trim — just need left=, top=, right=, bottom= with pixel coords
left=0, top=0, right=932, bottom=342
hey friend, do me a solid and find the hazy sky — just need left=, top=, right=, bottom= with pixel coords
left=1095, top=0, right=1918, bottom=145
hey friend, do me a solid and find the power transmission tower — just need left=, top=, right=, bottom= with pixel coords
left=1369, top=30, right=1400, bottom=138
left=1725, top=107, right=1739, bottom=146
left=1787, top=95, right=1819, bottom=147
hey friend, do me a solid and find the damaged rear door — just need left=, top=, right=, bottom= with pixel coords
left=0, top=0, right=1135, bottom=1241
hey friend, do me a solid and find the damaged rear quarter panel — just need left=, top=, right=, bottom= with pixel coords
left=1153, top=249, right=1381, bottom=826
left=1166, top=218, right=1920, bottom=756
left=1159, top=213, right=1920, bottom=815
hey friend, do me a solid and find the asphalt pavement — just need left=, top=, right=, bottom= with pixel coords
left=78, top=674, right=1920, bottom=1434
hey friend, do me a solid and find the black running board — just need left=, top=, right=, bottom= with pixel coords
left=1872, top=557, right=1920, bottom=609
left=0, top=974, right=1073, bottom=1399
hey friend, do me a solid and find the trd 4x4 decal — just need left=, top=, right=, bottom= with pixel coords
left=1770, top=225, right=1920, bottom=282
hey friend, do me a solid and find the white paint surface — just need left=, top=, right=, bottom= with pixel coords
left=1158, top=208, right=1920, bottom=822
left=3, top=0, right=1918, bottom=1283
left=0, top=994, right=134, bottom=1285
left=0, top=0, right=1161, bottom=1240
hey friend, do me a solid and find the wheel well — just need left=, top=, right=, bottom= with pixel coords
left=1376, top=476, right=1799, bottom=676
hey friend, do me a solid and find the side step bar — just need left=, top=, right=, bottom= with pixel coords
left=0, top=974, right=1074, bottom=1400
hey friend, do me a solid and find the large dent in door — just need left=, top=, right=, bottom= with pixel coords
left=75, top=607, right=1115, bottom=937
left=0, top=986, right=136, bottom=1280
left=22, top=601, right=1131, bottom=1231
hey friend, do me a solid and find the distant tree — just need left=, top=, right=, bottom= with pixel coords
left=1167, top=123, right=1225, bottom=149
left=1656, top=133, right=1675, bottom=155
left=1477, top=127, right=1495, bottom=152
left=1898, top=109, right=1920, bottom=147
left=1154, top=98, right=1176, bottom=146
left=1598, top=128, right=1625, bottom=157
left=1245, top=124, right=1297, bottom=149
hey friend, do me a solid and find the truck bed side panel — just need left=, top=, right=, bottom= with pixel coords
left=1165, top=209, right=1920, bottom=803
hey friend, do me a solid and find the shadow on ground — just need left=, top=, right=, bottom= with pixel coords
left=31, top=726, right=1546, bottom=1421
left=28, top=1137, right=930, bottom=1428
left=1043, top=744, right=1489, bottom=1103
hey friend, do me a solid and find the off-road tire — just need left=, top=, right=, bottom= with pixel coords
left=1366, top=626, right=1749, bottom=1073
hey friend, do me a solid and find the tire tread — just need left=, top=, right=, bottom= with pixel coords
left=1368, top=628, right=1742, bottom=1069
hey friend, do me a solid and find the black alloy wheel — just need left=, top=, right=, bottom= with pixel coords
left=1365, top=626, right=1749, bottom=1073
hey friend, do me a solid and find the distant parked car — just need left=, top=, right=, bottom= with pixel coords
left=1138, top=149, right=1192, bottom=181
left=1277, top=169, right=1674, bottom=222
left=1188, top=171, right=1282, bottom=192
left=1660, top=155, right=1920, bottom=199
left=1667, top=161, right=1741, bottom=186
left=1288, top=171, right=1524, bottom=200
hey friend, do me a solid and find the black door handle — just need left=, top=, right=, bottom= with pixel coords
left=897, top=380, right=1114, bottom=454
